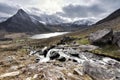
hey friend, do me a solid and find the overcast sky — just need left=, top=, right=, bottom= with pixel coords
left=0, top=0, right=120, bottom=21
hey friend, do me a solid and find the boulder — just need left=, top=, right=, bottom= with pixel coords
left=89, top=29, right=113, bottom=45
left=112, top=32, right=120, bottom=47
left=47, top=49, right=60, bottom=60
left=83, top=61, right=120, bottom=80
left=58, top=36, right=74, bottom=45
left=117, top=40, right=120, bottom=47
left=57, top=56, right=66, bottom=62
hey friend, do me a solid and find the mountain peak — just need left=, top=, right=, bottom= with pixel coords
left=16, top=9, right=28, bottom=16
left=17, top=9, right=26, bottom=13
left=12, top=9, right=32, bottom=21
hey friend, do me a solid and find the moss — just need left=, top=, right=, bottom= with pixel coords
left=77, top=38, right=90, bottom=45
left=91, top=44, right=120, bottom=59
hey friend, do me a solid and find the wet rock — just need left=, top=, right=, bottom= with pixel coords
left=47, top=50, right=60, bottom=60
left=29, top=46, right=54, bottom=57
left=57, top=56, right=66, bottom=62
left=89, top=28, right=113, bottom=45
left=102, top=57, right=120, bottom=68
left=65, top=48, right=79, bottom=57
left=28, top=43, right=120, bottom=80
left=42, top=45, right=56, bottom=57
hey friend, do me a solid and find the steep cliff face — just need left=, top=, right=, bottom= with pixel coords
left=0, top=9, right=51, bottom=33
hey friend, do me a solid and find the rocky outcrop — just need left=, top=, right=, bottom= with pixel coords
left=83, top=61, right=120, bottom=80
left=112, top=32, right=120, bottom=47
left=88, top=28, right=120, bottom=48
left=89, top=28, right=113, bottom=45
left=28, top=44, right=120, bottom=80
left=58, top=36, right=75, bottom=45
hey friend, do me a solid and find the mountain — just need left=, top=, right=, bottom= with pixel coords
left=96, top=9, right=120, bottom=24
left=93, top=8, right=120, bottom=31
left=0, top=9, right=51, bottom=34
left=31, top=14, right=67, bottom=25
left=77, top=8, right=120, bottom=36
left=0, top=17, right=8, bottom=23
left=73, top=19, right=94, bottom=26
left=31, top=14, right=94, bottom=31
left=31, top=13, right=94, bottom=26
left=0, top=9, right=94, bottom=34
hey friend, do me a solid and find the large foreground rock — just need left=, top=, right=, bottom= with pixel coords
left=83, top=61, right=120, bottom=80
left=89, top=29, right=113, bottom=44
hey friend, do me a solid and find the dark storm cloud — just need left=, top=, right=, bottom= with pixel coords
left=58, top=4, right=105, bottom=18
left=0, top=3, right=17, bottom=15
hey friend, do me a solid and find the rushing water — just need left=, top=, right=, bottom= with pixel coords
left=30, top=32, right=69, bottom=39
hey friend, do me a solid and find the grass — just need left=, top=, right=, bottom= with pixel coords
left=91, top=44, right=120, bottom=59
left=77, top=38, right=90, bottom=45
left=69, top=32, right=120, bottom=59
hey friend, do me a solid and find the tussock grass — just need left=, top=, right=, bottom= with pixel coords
left=91, top=44, right=120, bottom=59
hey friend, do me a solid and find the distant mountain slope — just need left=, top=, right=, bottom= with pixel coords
left=93, top=8, right=120, bottom=31
left=96, top=8, right=120, bottom=25
left=31, top=13, right=94, bottom=26
left=74, top=8, right=120, bottom=36
left=0, top=9, right=94, bottom=34
left=31, top=14, right=66, bottom=25
left=0, top=9, right=51, bottom=34
left=0, top=17, right=8, bottom=23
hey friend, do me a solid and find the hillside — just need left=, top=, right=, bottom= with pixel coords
left=96, top=9, right=120, bottom=25
left=74, top=8, right=120, bottom=36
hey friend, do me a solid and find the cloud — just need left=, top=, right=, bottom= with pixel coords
left=0, top=0, right=120, bottom=21
left=57, top=4, right=105, bottom=19
left=0, top=2, right=18, bottom=17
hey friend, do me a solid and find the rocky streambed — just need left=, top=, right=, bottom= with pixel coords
left=0, top=28, right=120, bottom=80
left=29, top=44, right=120, bottom=80
left=26, top=28, right=120, bottom=80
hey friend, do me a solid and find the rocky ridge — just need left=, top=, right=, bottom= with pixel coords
left=28, top=41, right=120, bottom=80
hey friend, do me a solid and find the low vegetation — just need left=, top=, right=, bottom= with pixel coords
left=91, top=44, right=120, bottom=59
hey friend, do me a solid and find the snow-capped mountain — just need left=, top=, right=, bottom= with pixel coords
left=31, top=14, right=66, bottom=25
left=0, top=8, right=95, bottom=26
left=0, top=9, right=51, bottom=33
left=0, top=9, right=95, bottom=33
left=31, top=14, right=95, bottom=26
left=72, top=19, right=94, bottom=26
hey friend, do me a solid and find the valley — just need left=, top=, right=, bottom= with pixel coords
left=0, top=2, right=120, bottom=80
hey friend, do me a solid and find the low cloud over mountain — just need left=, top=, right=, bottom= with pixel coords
left=0, top=0, right=120, bottom=21
left=0, top=3, right=18, bottom=17
left=57, top=4, right=105, bottom=19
